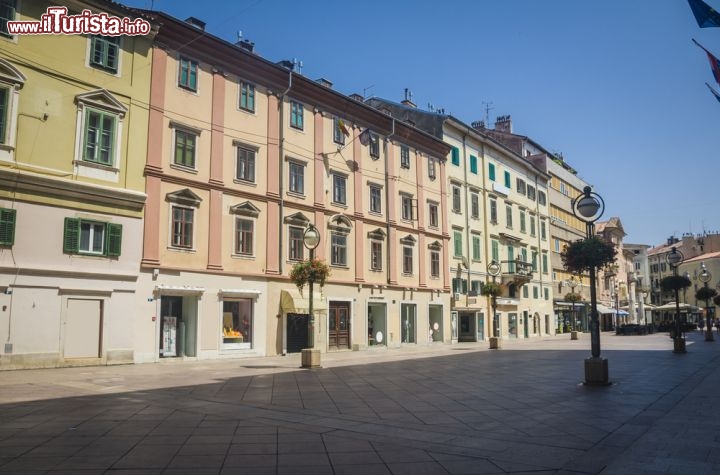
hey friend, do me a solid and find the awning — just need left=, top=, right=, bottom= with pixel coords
left=595, top=304, right=615, bottom=314
left=655, top=302, right=700, bottom=311
left=280, top=289, right=326, bottom=313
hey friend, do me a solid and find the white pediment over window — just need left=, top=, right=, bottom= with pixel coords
left=367, top=228, right=386, bottom=240
left=284, top=212, right=310, bottom=226
left=328, top=214, right=352, bottom=230
left=0, top=59, right=26, bottom=88
left=230, top=201, right=260, bottom=217
left=428, top=240, right=442, bottom=250
left=75, top=89, right=127, bottom=116
left=400, top=235, right=416, bottom=246
left=166, top=188, right=202, bottom=207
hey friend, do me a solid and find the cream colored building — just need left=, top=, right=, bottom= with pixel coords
left=0, top=1, right=155, bottom=368
left=136, top=12, right=452, bottom=363
left=366, top=101, right=555, bottom=342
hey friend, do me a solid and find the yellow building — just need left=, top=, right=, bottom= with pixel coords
left=0, top=1, right=156, bottom=368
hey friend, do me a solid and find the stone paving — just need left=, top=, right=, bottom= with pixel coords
left=1, top=331, right=719, bottom=474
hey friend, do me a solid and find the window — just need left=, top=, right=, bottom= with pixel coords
left=451, top=146, right=460, bottom=166
left=554, top=238, right=561, bottom=252
left=491, top=239, right=499, bottom=263
left=428, top=157, right=437, bottom=180
left=530, top=215, right=536, bottom=236
left=0, top=207, right=16, bottom=245
left=170, top=206, right=194, bottom=249
left=222, top=299, right=253, bottom=347
left=371, top=241, right=382, bottom=271
left=90, top=36, right=120, bottom=73
left=505, top=204, right=513, bottom=228
left=489, top=198, right=497, bottom=223
left=290, top=101, right=304, bottom=129
left=472, top=235, right=481, bottom=261
left=430, top=251, right=440, bottom=277
left=532, top=251, right=538, bottom=272
left=401, top=194, right=414, bottom=221
left=533, top=286, right=539, bottom=299
left=236, top=146, right=256, bottom=182
left=63, top=217, right=121, bottom=256
left=452, top=185, right=461, bottom=213
left=488, top=163, right=496, bottom=181
left=369, top=133, right=379, bottom=158
left=403, top=246, right=413, bottom=275
left=540, top=220, right=547, bottom=240
left=428, top=202, right=438, bottom=227
left=83, top=108, right=116, bottom=166
left=544, top=288, right=549, bottom=300
left=469, top=155, right=478, bottom=174
left=516, top=178, right=526, bottom=195
left=400, top=145, right=410, bottom=169
left=235, top=218, right=253, bottom=255
left=504, top=171, right=511, bottom=188
left=520, top=210, right=526, bottom=233
left=0, top=0, right=16, bottom=37
left=333, top=117, right=346, bottom=145
left=369, top=185, right=382, bottom=213
left=527, top=185, right=536, bottom=201
left=452, top=278, right=467, bottom=294
left=470, top=193, right=479, bottom=219
left=331, top=233, right=347, bottom=266
left=288, top=161, right=304, bottom=194
left=178, top=57, right=198, bottom=91
left=174, top=129, right=196, bottom=169
left=239, top=82, right=255, bottom=112
left=0, top=87, right=7, bottom=144
left=538, top=191, right=546, bottom=206
left=560, top=182, right=568, bottom=196
left=471, top=280, right=482, bottom=294
left=332, top=174, right=347, bottom=205
left=289, top=226, right=304, bottom=261
left=507, top=245, right=515, bottom=272
left=453, top=231, right=462, bottom=257
left=542, top=253, right=549, bottom=274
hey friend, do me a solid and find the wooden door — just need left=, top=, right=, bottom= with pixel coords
left=329, top=302, right=350, bottom=349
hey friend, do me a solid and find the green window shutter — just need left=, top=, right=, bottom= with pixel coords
left=106, top=223, right=122, bottom=256
left=454, top=232, right=462, bottom=256
left=451, top=147, right=460, bottom=166
left=472, top=236, right=480, bottom=260
left=469, top=155, right=477, bottom=174
left=63, top=217, right=80, bottom=254
left=0, top=208, right=16, bottom=245
left=488, top=163, right=495, bottom=181
left=504, top=171, right=511, bottom=188
left=491, top=240, right=499, bottom=262
left=0, top=88, right=8, bottom=144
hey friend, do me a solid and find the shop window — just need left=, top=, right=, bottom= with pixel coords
left=222, top=299, right=252, bottom=349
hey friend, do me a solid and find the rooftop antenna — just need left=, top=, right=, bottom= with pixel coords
left=363, top=84, right=375, bottom=100
left=482, top=101, right=494, bottom=127
left=237, top=30, right=242, bottom=42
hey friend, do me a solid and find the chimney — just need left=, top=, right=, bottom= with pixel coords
left=471, top=120, right=485, bottom=130
left=401, top=88, right=416, bottom=108
left=185, top=17, right=206, bottom=31
left=349, top=93, right=364, bottom=102
left=316, top=78, right=333, bottom=89
left=494, top=115, right=512, bottom=133
left=237, top=39, right=254, bottom=53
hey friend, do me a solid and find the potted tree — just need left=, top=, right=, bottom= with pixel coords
left=660, top=274, right=692, bottom=352
left=481, top=281, right=503, bottom=349
left=565, top=292, right=583, bottom=340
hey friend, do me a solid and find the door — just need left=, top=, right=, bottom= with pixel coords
left=64, top=299, right=102, bottom=358
left=524, top=311, right=529, bottom=338
left=286, top=313, right=308, bottom=353
left=329, top=301, right=351, bottom=349
left=160, top=296, right=182, bottom=357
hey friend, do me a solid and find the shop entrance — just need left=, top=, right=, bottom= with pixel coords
left=428, top=304, right=443, bottom=342
left=401, top=303, right=417, bottom=343
left=458, top=311, right=476, bottom=342
left=159, top=295, right=197, bottom=358
left=329, top=301, right=351, bottom=350
left=368, top=303, right=387, bottom=346
left=286, top=313, right=308, bottom=353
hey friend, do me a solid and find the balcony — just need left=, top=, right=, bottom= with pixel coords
left=500, top=256, right=534, bottom=287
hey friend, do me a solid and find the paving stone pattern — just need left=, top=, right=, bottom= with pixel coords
left=1, top=332, right=719, bottom=474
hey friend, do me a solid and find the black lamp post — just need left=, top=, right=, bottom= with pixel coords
left=571, top=186, right=608, bottom=385
left=699, top=262, right=713, bottom=342
left=666, top=247, right=685, bottom=354
left=488, top=260, right=501, bottom=339
left=303, top=224, right=320, bottom=349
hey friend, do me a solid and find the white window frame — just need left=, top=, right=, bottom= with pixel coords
left=0, top=59, right=25, bottom=162
left=287, top=159, right=305, bottom=196
left=235, top=142, right=257, bottom=183
left=332, top=173, right=347, bottom=205
left=87, top=35, right=122, bottom=76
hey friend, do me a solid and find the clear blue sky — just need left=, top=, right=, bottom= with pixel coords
left=123, top=0, right=720, bottom=246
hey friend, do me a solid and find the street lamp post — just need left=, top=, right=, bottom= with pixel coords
left=301, top=224, right=320, bottom=368
left=487, top=260, right=501, bottom=349
left=571, top=186, right=608, bottom=385
left=666, top=247, right=685, bottom=354
left=699, top=262, right=714, bottom=342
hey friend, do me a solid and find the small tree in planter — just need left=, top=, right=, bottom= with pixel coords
left=564, top=292, right=583, bottom=338
left=697, top=286, right=718, bottom=340
left=481, top=282, right=503, bottom=348
left=289, top=258, right=330, bottom=294
left=659, top=275, right=691, bottom=292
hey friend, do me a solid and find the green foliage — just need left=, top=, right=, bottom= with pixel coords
left=289, top=258, right=330, bottom=293
left=714, top=294, right=720, bottom=307
left=564, top=292, right=582, bottom=303
left=696, top=286, right=718, bottom=301
left=561, top=236, right=616, bottom=273
left=481, top=282, right=502, bottom=297
left=660, top=275, right=692, bottom=292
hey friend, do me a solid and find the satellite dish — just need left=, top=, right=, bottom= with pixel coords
left=461, top=256, right=469, bottom=269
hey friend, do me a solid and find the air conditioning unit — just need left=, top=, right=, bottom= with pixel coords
left=454, top=293, right=461, bottom=301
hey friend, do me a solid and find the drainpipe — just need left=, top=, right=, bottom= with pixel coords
left=278, top=71, right=293, bottom=273
left=384, top=118, right=395, bottom=285
left=462, top=132, right=470, bottom=302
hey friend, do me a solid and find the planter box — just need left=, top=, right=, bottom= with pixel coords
left=489, top=337, right=501, bottom=349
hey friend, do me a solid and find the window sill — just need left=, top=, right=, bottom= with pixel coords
left=369, top=268, right=383, bottom=273
left=231, top=253, right=256, bottom=260
left=330, top=264, right=349, bottom=269
left=331, top=202, right=348, bottom=209
left=168, top=246, right=196, bottom=253
left=368, top=210, right=383, bottom=217
left=286, top=190, right=306, bottom=199
left=238, top=106, right=256, bottom=115
left=233, top=178, right=257, bottom=187
left=73, top=160, right=119, bottom=183
left=170, top=163, right=198, bottom=174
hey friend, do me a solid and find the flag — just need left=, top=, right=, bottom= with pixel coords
left=693, top=39, right=720, bottom=86
left=688, top=0, right=720, bottom=27
left=707, top=82, right=720, bottom=103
